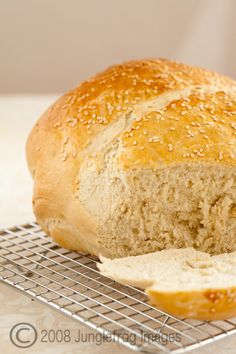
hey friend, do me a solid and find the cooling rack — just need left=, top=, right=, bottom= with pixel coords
left=0, top=222, right=236, bottom=353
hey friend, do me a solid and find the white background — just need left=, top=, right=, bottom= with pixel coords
left=0, top=0, right=236, bottom=93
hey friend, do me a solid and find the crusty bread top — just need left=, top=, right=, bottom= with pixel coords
left=119, top=90, right=236, bottom=167
left=27, top=58, right=236, bottom=179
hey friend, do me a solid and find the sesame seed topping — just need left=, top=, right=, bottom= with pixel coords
left=48, top=61, right=236, bottom=168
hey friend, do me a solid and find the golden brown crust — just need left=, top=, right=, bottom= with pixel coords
left=119, top=90, right=236, bottom=168
left=147, top=286, right=236, bottom=321
left=26, top=58, right=236, bottom=175
left=26, top=58, right=236, bottom=256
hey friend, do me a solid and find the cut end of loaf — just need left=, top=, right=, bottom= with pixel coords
left=80, top=160, right=236, bottom=258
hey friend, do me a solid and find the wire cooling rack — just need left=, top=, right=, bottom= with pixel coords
left=0, top=223, right=236, bottom=353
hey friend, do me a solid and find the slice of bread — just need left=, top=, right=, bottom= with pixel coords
left=98, top=248, right=236, bottom=320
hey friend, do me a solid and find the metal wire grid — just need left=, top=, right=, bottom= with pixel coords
left=0, top=223, right=236, bottom=353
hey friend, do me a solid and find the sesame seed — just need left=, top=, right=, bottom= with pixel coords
left=231, top=122, right=236, bottom=130
left=62, top=152, right=68, bottom=161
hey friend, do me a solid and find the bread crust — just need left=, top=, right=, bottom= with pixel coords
left=147, top=287, right=236, bottom=321
left=26, top=58, right=236, bottom=256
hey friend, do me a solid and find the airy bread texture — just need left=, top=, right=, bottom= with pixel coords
left=26, top=58, right=236, bottom=258
left=98, top=248, right=236, bottom=320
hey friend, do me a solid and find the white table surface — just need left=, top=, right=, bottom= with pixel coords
left=0, top=95, right=236, bottom=354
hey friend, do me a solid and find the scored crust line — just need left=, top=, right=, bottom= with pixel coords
left=81, top=84, right=229, bottom=159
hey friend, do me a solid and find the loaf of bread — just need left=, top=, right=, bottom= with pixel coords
left=26, top=58, right=236, bottom=258
left=98, top=248, right=236, bottom=320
